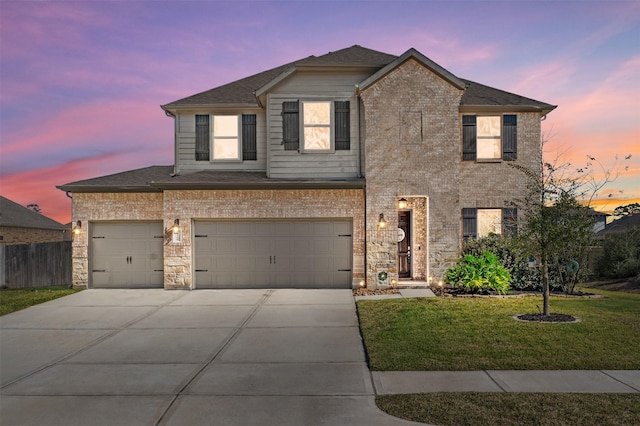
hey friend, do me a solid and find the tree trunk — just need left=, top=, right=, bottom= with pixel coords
left=542, top=255, right=550, bottom=316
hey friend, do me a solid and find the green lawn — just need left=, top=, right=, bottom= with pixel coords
left=357, top=289, right=640, bottom=371
left=0, top=286, right=79, bottom=316
left=377, top=393, right=640, bottom=426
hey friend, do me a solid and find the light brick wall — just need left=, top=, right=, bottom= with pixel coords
left=163, top=189, right=364, bottom=289
left=361, top=58, right=464, bottom=285
left=0, top=227, right=66, bottom=245
left=72, top=193, right=164, bottom=288
left=71, top=190, right=364, bottom=289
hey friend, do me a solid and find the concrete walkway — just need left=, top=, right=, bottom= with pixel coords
left=0, top=289, right=422, bottom=426
left=1, top=289, right=638, bottom=426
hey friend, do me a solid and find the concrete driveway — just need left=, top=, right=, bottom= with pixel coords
left=0, top=289, right=423, bottom=426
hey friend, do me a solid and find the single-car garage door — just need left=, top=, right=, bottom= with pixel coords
left=194, top=220, right=352, bottom=289
left=91, top=222, right=164, bottom=288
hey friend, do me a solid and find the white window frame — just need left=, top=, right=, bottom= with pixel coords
left=476, top=115, right=502, bottom=160
left=211, top=115, right=242, bottom=162
left=477, top=208, right=502, bottom=237
left=300, top=101, right=335, bottom=153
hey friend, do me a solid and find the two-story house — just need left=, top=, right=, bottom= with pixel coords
left=58, top=45, right=555, bottom=290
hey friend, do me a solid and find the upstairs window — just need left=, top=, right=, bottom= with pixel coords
left=462, top=114, right=517, bottom=161
left=212, top=115, right=240, bottom=160
left=302, top=101, right=331, bottom=151
left=463, top=207, right=517, bottom=239
left=195, top=114, right=256, bottom=161
left=282, top=100, right=350, bottom=152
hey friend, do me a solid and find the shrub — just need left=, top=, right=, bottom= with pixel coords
left=445, top=250, right=511, bottom=294
left=595, top=229, right=640, bottom=279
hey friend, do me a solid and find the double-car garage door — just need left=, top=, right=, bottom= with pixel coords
left=194, top=220, right=352, bottom=289
left=90, top=220, right=352, bottom=289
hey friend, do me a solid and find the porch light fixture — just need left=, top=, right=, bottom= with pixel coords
left=172, top=219, right=182, bottom=243
left=377, top=213, right=387, bottom=229
left=398, top=198, right=408, bottom=209
left=72, top=220, right=82, bottom=236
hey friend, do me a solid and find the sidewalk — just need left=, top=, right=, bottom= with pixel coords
left=373, top=370, right=640, bottom=394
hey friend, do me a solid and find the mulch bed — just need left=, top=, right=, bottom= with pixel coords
left=515, top=313, right=580, bottom=323
left=352, top=288, right=400, bottom=296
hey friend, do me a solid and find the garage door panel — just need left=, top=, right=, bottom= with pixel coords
left=91, top=222, right=163, bottom=289
left=194, top=220, right=351, bottom=289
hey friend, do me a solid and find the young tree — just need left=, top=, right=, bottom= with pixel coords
left=511, top=143, right=627, bottom=315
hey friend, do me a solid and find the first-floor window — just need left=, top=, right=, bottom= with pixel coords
left=212, top=115, right=240, bottom=160
left=463, top=207, right=517, bottom=239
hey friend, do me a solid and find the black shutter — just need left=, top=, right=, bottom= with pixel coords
left=502, top=114, right=517, bottom=161
left=503, top=207, right=517, bottom=236
left=195, top=115, right=210, bottom=161
left=463, top=208, right=477, bottom=239
left=462, top=115, right=476, bottom=161
left=335, top=101, right=350, bottom=150
left=242, top=114, right=257, bottom=161
left=282, top=101, right=299, bottom=150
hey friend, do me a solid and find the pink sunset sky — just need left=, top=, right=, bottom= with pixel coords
left=1, top=0, right=638, bottom=224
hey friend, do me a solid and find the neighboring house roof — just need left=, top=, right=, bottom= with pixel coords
left=161, top=44, right=556, bottom=113
left=597, top=214, right=640, bottom=236
left=0, top=196, right=66, bottom=230
left=56, top=166, right=365, bottom=192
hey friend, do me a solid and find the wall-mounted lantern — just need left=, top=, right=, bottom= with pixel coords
left=172, top=219, right=182, bottom=243
left=398, top=198, right=408, bottom=210
left=72, top=220, right=82, bottom=236
left=377, top=213, right=387, bottom=229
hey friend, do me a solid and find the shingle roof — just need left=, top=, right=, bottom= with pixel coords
left=0, top=196, right=66, bottom=230
left=57, top=167, right=364, bottom=192
left=56, top=166, right=173, bottom=192
left=162, top=45, right=555, bottom=112
left=598, top=214, right=640, bottom=236
left=460, top=79, right=556, bottom=112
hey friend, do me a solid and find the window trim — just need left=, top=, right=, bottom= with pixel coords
left=211, top=114, right=242, bottom=162
left=300, top=100, right=335, bottom=153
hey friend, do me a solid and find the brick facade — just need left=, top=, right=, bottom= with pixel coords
left=0, top=226, right=66, bottom=245
left=361, top=58, right=464, bottom=286
left=71, top=190, right=364, bottom=289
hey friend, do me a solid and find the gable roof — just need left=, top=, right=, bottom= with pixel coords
left=162, top=45, right=555, bottom=113
left=0, top=196, right=66, bottom=230
left=598, top=213, right=640, bottom=236
left=357, top=48, right=466, bottom=92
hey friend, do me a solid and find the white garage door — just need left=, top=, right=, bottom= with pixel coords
left=91, top=222, right=164, bottom=288
left=194, top=220, right=352, bottom=288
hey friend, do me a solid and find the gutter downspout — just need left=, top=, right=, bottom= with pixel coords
left=164, top=109, right=178, bottom=176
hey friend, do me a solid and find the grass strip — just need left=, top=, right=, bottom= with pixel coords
left=357, top=289, right=640, bottom=370
left=0, top=286, right=79, bottom=316
left=377, top=393, right=640, bottom=426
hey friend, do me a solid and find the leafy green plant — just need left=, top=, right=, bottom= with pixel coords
left=445, top=250, right=511, bottom=294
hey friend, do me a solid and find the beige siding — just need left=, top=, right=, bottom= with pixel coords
left=174, top=109, right=267, bottom=174
left=266, top=70, right=368, bottom=179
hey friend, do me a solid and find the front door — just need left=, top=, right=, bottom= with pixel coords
left=398, top=211, right=411, bottom=279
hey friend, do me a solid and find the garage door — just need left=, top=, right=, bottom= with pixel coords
left=91, top=222, right=164, bottom=288
left=194, top=220, right=352, bottom=288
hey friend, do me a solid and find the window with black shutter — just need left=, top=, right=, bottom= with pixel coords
left=463, top=208, right=477, bottom=239
left=502, top=115, right=517, bottom=161
left=282, top=101, right=299, bottom=150
left=462, top=115, right=476, bottom=160
left=335, top=101, right=350, bottom=150
left=502, top=207, right=518, bottom=235
left=195, top=115, right=210, bottom=161
left=242, top=114, right=257, bottom=161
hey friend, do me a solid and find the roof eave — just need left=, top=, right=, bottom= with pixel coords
left=55, top=185, right=162, bottom=193
left=152, top=180, right=366, bottom=191
left=459, top=104, right=557, bottom=115
left=161, top=103, right=260, bottom=112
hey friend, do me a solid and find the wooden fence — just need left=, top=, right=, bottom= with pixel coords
left=0, top=241, right=72, bottom=288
